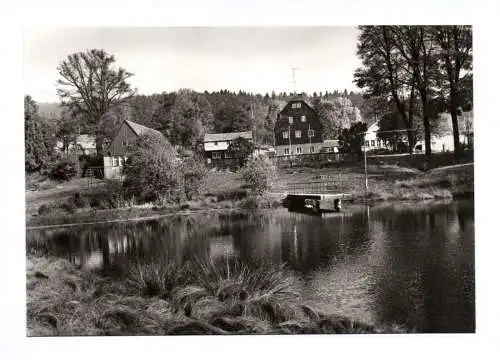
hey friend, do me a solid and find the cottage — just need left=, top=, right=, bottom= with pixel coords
left=203, top=131, right=253, bottom=161
left=273, top=95, right=323, bottom=156
left=104, top=120, right=166, bottom=179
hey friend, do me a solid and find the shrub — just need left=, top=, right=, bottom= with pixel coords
left=215, top=189, right=248, bottom=202
left=49, top=160, right=78, bottom=181
left=38, top=204, right=52, bottom=216
left=122, top=134, right=185, bottom=204
left=241, top=155, right=277, bottom=195
left=227, top=137, right=254, bottom=168
left=181, top=156, right=207, bottom=200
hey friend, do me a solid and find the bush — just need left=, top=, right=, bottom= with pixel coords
left=38, top=204, right=52, bottom=216
left=122, top=134, right=185, bottom=204
left=182, top=156, right=207, bottom=201
left=241, top=155, right=277, bottom=195
left=122, top=135, right=207, bottom=205
left=49, top=160, right=78, bottom=181
left=215, top=189, right=248, bottom=202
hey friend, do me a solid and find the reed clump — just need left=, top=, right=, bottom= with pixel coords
left=27, top=254, right=408, bottom=336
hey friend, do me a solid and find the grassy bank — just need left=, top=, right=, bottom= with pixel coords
left=27, top=254, right=407, bottom=336
left=26, top=159, right=473, bottom=227
left=26, top=191, right=284, bottom=228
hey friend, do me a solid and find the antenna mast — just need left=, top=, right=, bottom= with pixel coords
left=292, top=67, right=299, bottom=95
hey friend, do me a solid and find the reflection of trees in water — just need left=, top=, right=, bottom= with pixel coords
left=368, top=202, right=475, bottom=332
left=226, top=210, right=372, bottom=275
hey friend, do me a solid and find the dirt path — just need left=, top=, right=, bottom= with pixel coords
left=428, top=162, right=474, bottom=173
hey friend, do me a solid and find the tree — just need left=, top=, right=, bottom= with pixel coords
left=56, top=49, right=135, bottom=155
left=241, top=155, right=277, bottom=195
left=122, top=134, right=184, bottom=204
left=25, top=95, right=50, bottom=173
left=432, top=25, right=473, bottom=160
left=227, top=136, right=254, bottom=167
left=339, top=122, right=367, bottom=161
left=152, top=90, right=212, bottom=149
left=391, top=26, right=440, bottom=157
left=214, top=102, right=252, bottom=133
left=354, top=26, right=419, bottom=154
left=55, top=109, right=79, bottom=154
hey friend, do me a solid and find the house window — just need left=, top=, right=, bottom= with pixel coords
left=377, top=140, right=381, bottom=147
left=291, top=103, right=302, bottom=109
left=118, top=157, right=123, bottom=166
left=213, top=152, right=222, bottom=159
left=289, top=117, right=293, bottom=124
left=371, top=140, right=375, bottom=147
left=112, top=157, right=118, bottom=167
left=308, top=129, right=315, bottom=137
left=310, top=146, right=315, bottom=153
left=365, top=140, right=370, bottom=147
left=122, top=141, right=127, bottom=147
left=301, top=115, right=306, bottom=122
left=214, top=141, right=218, bottom=146
left=295, top=130, right=301, bottom=138
left=282, top=131, right=289, bottom=139
left=296, top=147, right=302, bottom=154
left=284, top=148, right=290, bottom=155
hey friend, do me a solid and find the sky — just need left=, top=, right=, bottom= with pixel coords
left=23, top=27, right=362, bottom=103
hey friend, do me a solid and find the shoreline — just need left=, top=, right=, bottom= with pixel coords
left=26, top=162, right=474, bottom=228
left=25, top=193, right=474, bottom=230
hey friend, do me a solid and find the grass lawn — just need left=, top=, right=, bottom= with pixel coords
left=25, top=152, right=474, bottom=227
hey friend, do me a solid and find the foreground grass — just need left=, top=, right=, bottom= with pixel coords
left=27, top=254, right=408, bottom=336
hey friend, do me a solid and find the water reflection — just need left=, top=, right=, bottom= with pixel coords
left=26, top=200, right=475, bottom=332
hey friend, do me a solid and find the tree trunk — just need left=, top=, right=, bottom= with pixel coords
left=419, top=91, right=432, bottom=158
left=95, top=134, right=105, bottom=157
left=449, top=80, right=462, bottom=162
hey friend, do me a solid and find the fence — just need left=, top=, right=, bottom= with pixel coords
left=271, top=152, right=359, bottom=168
left=285, top=180, right=344, bottom=195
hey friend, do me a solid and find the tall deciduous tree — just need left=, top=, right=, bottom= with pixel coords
left=56, top=49, right=135, bottom=155
left=391, top=26, right=439, bottom=157
left=354, top=26, right=419, bottom=153
left=433, top=25, right=473, bottom=160
left=25, top=95, right=50, bottom=173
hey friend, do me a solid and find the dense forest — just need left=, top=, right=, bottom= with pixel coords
left=34, top=89, right=366, bottom=151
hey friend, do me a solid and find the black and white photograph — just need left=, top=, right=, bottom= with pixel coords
left=4, top=0, right=500, bottom=356
left=21, top=23, right=477, bottom=338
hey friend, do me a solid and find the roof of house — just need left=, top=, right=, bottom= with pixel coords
left=365, top=118, right=380, bottom=129
left=280, top=94, right=314, bottom=111
left=125, top=120, right=164, bottom=139
left=204, top=131, right=253, bottom=143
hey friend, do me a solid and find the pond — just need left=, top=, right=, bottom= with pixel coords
left=26, top=199, right=475, bottom=333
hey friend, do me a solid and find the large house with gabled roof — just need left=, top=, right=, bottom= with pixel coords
left=273, top=95, right=324, bottom=156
